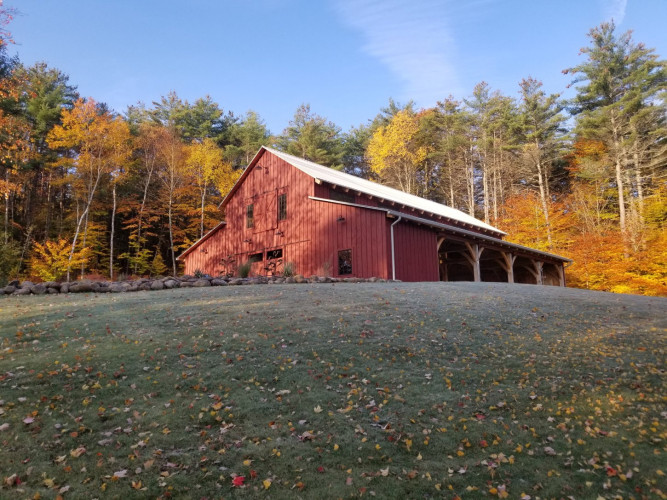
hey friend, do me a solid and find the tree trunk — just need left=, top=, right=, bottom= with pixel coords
left=3, top=169, right=8, bottom=244
left=610, top=113, right=627, bottom=237
left=200, top=179, right=207, bottom=239
left=110, top=183, right=117, bottom=280
left=535, top=153, right=553, bottom=249
left=168, top=196, right=176, bottom=276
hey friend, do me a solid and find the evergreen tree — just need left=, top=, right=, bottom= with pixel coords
left=565, top=22, right=667, bottom=242
left=275, top=104, right=343, bottom=168
left=224, top=110, right=270, bottom=167
left=518, top=77, right=567, bottom=248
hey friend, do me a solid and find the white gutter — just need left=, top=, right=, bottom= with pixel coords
left=390, top=216, right=402, bottom=281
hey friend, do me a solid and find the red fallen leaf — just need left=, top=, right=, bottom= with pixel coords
left=250, top=469, right=257, bottom=479
left=606, top=466, right=617, bottom=477
left=479, top=440, right=489, bottom=448
left=232, top=475, right=245, bottom=487
left=475, top=413, right=486, bottom=420
left=317, top=466, right=325, bottom=473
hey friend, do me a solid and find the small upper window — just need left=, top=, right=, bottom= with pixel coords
left=330, top=188, right=355, bottom=204
left=338, top=249, right=352, bottom=275
left=246, top=204, right=254, bottom=228
left=278, top=193, right=287, bottom=221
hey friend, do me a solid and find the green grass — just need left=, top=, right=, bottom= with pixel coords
left=0, top=282, right=665, bottom=499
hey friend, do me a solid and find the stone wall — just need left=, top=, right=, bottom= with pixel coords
left=1, top=275, right=394, bottom=296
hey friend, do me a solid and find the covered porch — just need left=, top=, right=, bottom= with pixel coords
left=437, top=235, right=567, bottom=286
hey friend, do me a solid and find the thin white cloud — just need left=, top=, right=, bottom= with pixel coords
left=333, top=0, right=462, bottom=105
left=601, top=0, right=627, bottom=24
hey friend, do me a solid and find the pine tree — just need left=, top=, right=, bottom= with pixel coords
left=565, top=22, right=667, bottom=243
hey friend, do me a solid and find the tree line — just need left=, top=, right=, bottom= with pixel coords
left=0, top=11, right=665, bottom=295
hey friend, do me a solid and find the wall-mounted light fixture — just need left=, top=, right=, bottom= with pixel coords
left=275, top=230, right=284, bottom=236
left=243, top=239, right=252, bottom=243
left=200, top=248, right=208, bottom=254
left=337, top=216, right=346, bottom=222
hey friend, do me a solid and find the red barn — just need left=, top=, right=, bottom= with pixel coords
left=178, top=147, right=570, bottom=284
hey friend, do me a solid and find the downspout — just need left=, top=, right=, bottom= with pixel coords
left=390, top=216, right=402, bottom=281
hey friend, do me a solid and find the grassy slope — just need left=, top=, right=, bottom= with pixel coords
left=0, top=283, right=665, bottom=499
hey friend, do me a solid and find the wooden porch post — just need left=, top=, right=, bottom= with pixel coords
left=557, top=264, right=565, bottom=287
left=464, top=242, right=483, bottom=282
left=500, top=252, right=516, bottom=284
left=532, top=260, right=544, bottom=285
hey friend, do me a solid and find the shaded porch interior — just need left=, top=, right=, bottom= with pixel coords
left=437, top=237, right=564, bottom=286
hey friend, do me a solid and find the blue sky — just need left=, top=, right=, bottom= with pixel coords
left=7, top=0, right=667, bottom=134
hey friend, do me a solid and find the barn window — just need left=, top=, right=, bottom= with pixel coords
left=338, top=249, right=352, bottom=275
left=330, top=188, right=355, bottom=204
left=278, top=193, right=287, bottom=221
left=246, top=204, right=254, bottom=228
left=249, top=252, right=263, bottom=263
left=266, top=248, right=283, bottom=260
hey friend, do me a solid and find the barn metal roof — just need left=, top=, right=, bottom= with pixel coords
left=261, top=147, right=505, bottom=235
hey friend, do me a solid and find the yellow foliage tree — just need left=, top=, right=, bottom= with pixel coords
left=498, top=192, right=573, bottom=253
left=366, top=110, right=430, bottom=195
left=185, top=138, right=240, bottom=239
left=30, top=239, right=90, bottom=282
left=47, top=98, right=124, bottom=280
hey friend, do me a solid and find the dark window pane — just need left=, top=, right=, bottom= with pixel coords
left=330, top=188, right=355, bottom=204
left=246, top=204, right=254, bottom=228
left=278, top=193, right=287, bottom=221
left=266, top=248, right=283, bottom=260
left=249, top=252, right=263, bottom=263
left=338, top=249, right=352, bottom=275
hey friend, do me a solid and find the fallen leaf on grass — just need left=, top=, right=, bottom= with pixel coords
left=112, top=470, right=128, bottom=479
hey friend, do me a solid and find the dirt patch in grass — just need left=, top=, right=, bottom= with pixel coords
left=0, top=282, right=665, bottom=499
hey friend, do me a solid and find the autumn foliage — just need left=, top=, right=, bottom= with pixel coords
left=0, top=14, right=665, bottom=295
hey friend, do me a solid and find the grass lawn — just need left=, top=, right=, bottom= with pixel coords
left=0, top=282, right=665, bottom=499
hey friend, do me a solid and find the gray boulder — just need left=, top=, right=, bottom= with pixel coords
left=69, top=281, right=94, bottom=293
left=163, top=279, right=179, bottom=289
left=150, top=281, right=165, bottom=290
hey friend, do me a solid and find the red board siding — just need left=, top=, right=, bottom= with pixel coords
left=182, top=151, right=391, bottom=279
left=183, top=150, right=447, bottom=281
left=390, top=221, right=439, bottom=281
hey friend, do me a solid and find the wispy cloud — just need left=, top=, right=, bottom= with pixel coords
left=333, top=0, right=463, bottom=105
left=601, top=0, right=627, bottom=24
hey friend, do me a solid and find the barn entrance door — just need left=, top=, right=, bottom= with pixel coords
left=253, top=189, right=278, bottom=234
